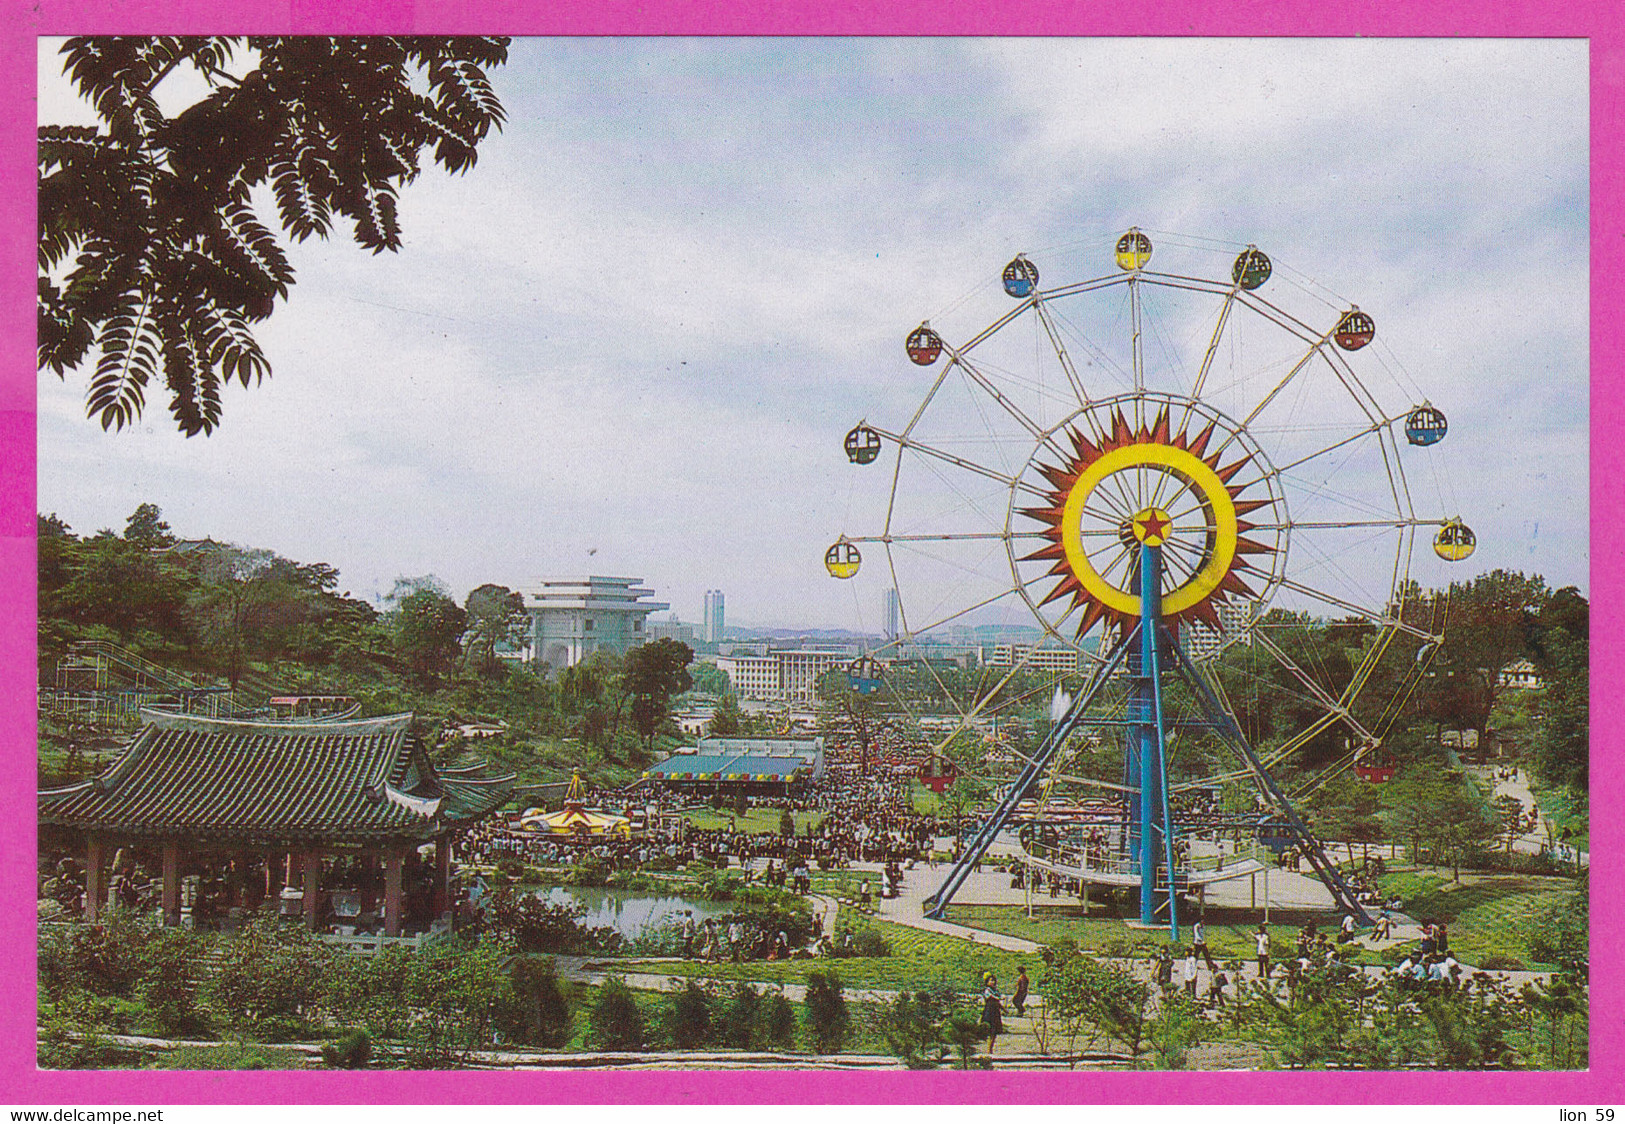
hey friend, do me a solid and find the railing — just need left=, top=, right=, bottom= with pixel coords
left=316, top=918, right=454, bottom=957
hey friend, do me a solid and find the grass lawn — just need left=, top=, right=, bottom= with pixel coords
left=1376, top=867, right=1575, bottom=969
left=1529, top=784, right=1589, bottom=852
left=679, top=807, right=827, bottom=835
left=942, top=907, right=1380, bottom=965
left=628, top=917, right=1038, bottom=994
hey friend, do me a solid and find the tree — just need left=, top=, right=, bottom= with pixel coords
left=40, top=36, right=509, bottom=435
left=803, top=971, right=851, bottom=1054
left=1531, top=588, right=1588, bottom=795
left=122, top=502, right=175, bottom=549
left=388, top=579, right=467, bottom=687
left=624, top=638, right=694, bottom=749
left=708, top=693, right=744, bottom=737
left=187, top=544, right=279, bottom=687
left=1422, top=571, right=1548, bottom=737
left=462, top=583, right=527, bottom=677
left=589, top=977, right=646, bottom=1051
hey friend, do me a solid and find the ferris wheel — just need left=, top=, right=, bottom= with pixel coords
left=826, top=228, right=1476, bottom=926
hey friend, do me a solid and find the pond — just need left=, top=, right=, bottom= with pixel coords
left=537, top=885, right=730, bottom=940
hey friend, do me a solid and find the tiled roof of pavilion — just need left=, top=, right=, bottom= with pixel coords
left=39, top=709, right=515, bottom=844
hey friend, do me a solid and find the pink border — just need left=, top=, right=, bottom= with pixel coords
left=4, top=0, right=1619, bottom=1104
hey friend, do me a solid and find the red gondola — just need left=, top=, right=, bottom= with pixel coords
left=917, top=756, right=959, bottom=793
left=906, top=324, right=943, bottom=366
left=1334, top=308, right=1375, bottom=351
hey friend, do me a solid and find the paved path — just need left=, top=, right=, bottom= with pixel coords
left=1471, top=766, right=1589, bottom=867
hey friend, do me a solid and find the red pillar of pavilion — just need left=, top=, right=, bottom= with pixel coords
left=303, top=850, right=322, bottom=931
left=84, top=834, right=104, bottom=924
left=383, top=847, right=404, bottom=937
left=161, top=841, right=180, bottom=926
left=433, top=837, right=452, bottom=921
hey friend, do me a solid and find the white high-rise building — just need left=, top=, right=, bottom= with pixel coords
left=522, top=576, right=670, bottom=670
left=715, top=650, right=853, bottom=701
left=884, top=588, right=901, bottom=640
left=703, top=589, right=726, bottom=643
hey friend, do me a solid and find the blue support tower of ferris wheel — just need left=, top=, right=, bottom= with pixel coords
left=1130, top=541, right=1179, bottom=935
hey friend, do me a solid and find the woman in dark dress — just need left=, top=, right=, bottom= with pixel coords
left=981, top=972, right=1004, bottom=1053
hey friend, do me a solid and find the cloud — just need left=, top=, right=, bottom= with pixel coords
left=37, top=37, right=1588, bottom=632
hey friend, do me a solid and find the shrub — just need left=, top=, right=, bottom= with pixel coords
left=399, top=938, right=522, bottom=1067
left=496, top=857, right=525, bottom=879
left=667, top=981, right=715, bottom=1049
left=320, top=1028, right=372, bottom=1069
left=209, top=913, right=333, bottom=1034
left=567, top=856, right=611, bottom=887
left=509, top=956, right=573, bottom=1048
left=848, top=927, right=892, bottom=958
left=488, top=890, right=623, bottom=955
left=137, top=927, right=206, bottom=1037
left=40, top=908, right=154, bottom=999
left=590, top=978, right=646, bottom=1051
left=717, top=982, right=763, bottom=1048
left=804, top=971, right=850, bottom=1054
left=760, top=992, right=797, bottom=1051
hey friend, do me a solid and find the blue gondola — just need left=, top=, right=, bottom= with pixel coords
left=1405, top=404, right=1448, bottom=447
left=1002, top=254, right=1040, bottom=298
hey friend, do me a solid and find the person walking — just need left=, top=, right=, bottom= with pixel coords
left=1012, top=965, right=1030, bottom=1017
left=1192, top=918, right=1219, bottom=971
left=981, top=972, right=1004, bottom=1054
left=1254, top=924, right=1272, bottom=980
left=1183, top=948, right=1199, bottom=998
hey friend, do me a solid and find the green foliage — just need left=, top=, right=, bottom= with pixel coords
left=760, top=991, right=797, bottom=1051
left=389, top=581, right=468, bottom=687
left=1531, top=588, right=1588, bottom=794
left=463, top=584, right=527, bottom=677
left=803, top=971, right=851, bottom=1054
left=1521, top=972, right=1588, bottom=1069
left=848, top=926, right=893, bottom=959
left=486, top=889, right=623, bottom=955
left=707, top=693, right=744, bottom=737
left=209, top=913, right=334, bottom=1034
left=395, top=938, right=520, bottom=1067
left=667, top=981, right=715, bottom=1049
left=41, top=36, right=510, bottom=435
left=320, top=1028, right=372, bottom=1069
left=943, top=1011, right=993, bottom=1069
left=509, top=956, right=573, bottom=1048
left=1527, top=874, right=1588, bottom=974
left=590, top=977, right=647, bottom=1051
left=625, top=637, right=694, bottom=747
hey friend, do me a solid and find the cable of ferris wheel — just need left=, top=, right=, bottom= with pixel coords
left=1274, top=576, right=1432, bottom=642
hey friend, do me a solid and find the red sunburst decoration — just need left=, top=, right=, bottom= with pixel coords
left=1018, top=405, right=1279, bottom=638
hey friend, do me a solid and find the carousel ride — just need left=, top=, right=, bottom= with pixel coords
left=827, top=230, right=1474, bottom=936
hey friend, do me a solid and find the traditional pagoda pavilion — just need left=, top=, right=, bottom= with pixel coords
left=39, top=709, right=514, bottom=939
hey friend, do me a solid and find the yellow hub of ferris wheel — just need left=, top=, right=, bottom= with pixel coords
left=1059, top=441, right=1240, bottom=620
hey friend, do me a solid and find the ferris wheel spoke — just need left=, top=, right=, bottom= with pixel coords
left=944, top=350, right=1070, bottom=462
left=896, top=585, right=1022, bottom=642
left=1249, top=518, right=1428, bottom=532
left=845, top=531, right=1046, bottom=544
left=1235, top=419, right=1391, bottom=488
left=1033, top=298, right=1093, bottom=409
left=1211, top=326, right=1338, bottom=463
left=870, top=424, right=1051, bottom=501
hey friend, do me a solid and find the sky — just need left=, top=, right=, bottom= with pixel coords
left=35, top=37, right=1589, bottom=633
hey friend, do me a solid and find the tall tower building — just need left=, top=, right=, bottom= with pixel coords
left=703, top=589, right=726, bottom=643
left=884, top=588, right=901, bottom=640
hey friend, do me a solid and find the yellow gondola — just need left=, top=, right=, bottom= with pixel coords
left=1433, top=519, right=1477, bottom=562
left=825, top=540, right=862, bottom=578
left=1115, top=228, right=1153, bottom=271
